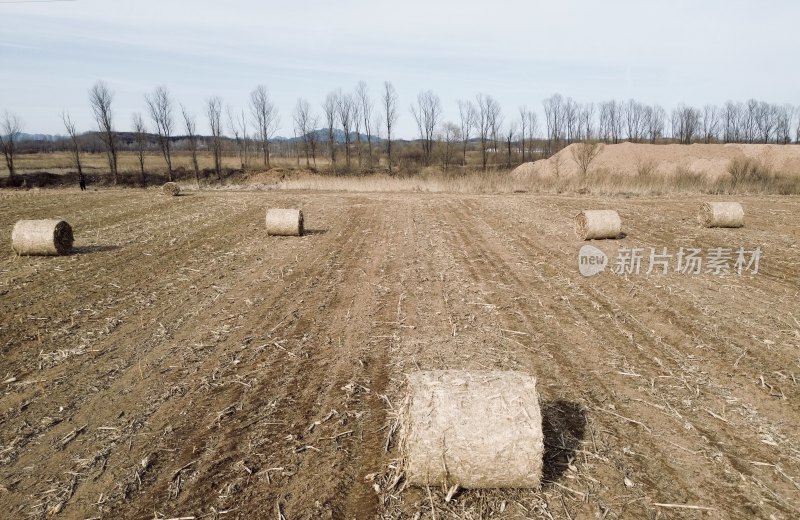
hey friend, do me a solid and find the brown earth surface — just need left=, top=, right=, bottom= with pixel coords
left=0, top=188, right=799, bottom=520
left=512, top=143, right=800, bottom=180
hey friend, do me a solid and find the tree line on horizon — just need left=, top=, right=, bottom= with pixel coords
left=2, top=81, right=800, bottom=185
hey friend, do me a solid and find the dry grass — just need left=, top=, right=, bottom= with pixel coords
left=5, top=150, right=800, bottom=196
left=5, top=151, right=300, bottom=176
left=520, top=164, right=800, bottom=196
left=276, top=169, right=525, bottom=194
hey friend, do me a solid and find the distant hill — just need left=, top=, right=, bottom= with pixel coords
left=276, top=128, right=383, bottom=144
left=18, top=133, right=63, bottom=142
left=13, top=128, right=383, bottom=144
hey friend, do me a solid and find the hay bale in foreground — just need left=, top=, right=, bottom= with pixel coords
left=11, top=219, right=73, bottom=256
left=162, top=182, right=180, bottom=196
left=265, top=208, right=304, bottom=236
left=575, top=209, right=622, bottom=240
left=699, top=202, right=744, bottom=228
left=402, top=370, right=543, bottom=489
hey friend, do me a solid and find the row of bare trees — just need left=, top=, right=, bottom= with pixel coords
left=4, top=86, right=800, bottom=182
left=542, top=94, right=800, bottom=151
left=50, top=81, right=282, bottom=185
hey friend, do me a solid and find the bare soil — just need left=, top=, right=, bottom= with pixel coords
left=513, top=143, right=800, bottom=179
left=1, top=189, right=798, bottom=519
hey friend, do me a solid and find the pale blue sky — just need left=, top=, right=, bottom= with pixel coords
left=1, top=0, right=797, bottom=137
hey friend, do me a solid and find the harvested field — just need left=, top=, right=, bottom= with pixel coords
left=0, top=189, right=799, bottom=519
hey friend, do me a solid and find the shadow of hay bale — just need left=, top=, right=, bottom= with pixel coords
left=541, top=400, right=587, bottom=483
left=71, top=245, right=121, bottom=255
left=303, top=228, right=327, bottom=236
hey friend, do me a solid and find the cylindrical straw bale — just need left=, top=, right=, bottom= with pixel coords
left=265, top=208, right=304, bottom=236
left=402, top=370, right=544, bottom=489
left=11, top=219, right=74, bottom=255
left=162, top=182, right=180, bottom=196
left=574, top=210, right=622, bottom=240
left=698, top=202, right=744, bottom=228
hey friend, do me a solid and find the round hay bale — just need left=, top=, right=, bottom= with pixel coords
left=401, top=370, right=544, bottom=489
left=265, top=208, right=303, bottom=236
left=162, top=182, right=180, bottom=196
left=699, top=201, right=744, bottom=228
left=11, top=219, right=73, bottom=256
left=574, top=209, right=622, bottom=240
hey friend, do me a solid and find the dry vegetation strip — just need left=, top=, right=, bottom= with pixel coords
left=0, top=190, right=798, bottom=519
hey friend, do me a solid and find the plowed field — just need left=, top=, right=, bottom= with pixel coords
left=1, top=189, right=798, bottom=519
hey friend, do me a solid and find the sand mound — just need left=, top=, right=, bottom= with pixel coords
left=512, top=143, right=800, bottom=180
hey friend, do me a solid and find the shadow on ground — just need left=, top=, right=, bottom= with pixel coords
left=72, top=244, right=122, bottom=254
left=541, top=399, right=588, bottom=483
left=303, top=229, right=327, bottom=236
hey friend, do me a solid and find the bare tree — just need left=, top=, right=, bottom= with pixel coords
left=355, top=81, right=374, bottom=168
left=543, top=93, right=564, bottom=154
left=672, top=104, right=700, bottom=144
left=505, top=121, right=517, bottom=168
left=489, top=101, right=503, bottom=166
left=60, top=111, right=84, bottom=182
left=382, top=81, right=398, bottom=174
left=437, top=122, right=459, bottom=173
left=145, top=86, right=175, bottom=181
left=625, top=99, right=646, bottom=142
left=294, top=98, right=320, bottom=167
left=526, top=110, right=539, bottom=159
left=795, top=107, right=800, bottom=144
left=774, top=104, right=794, bottom=144
left=476, top=94, right=501, bottom=170
left=609, top=100, right=624, bottom=143
left=239, top=110, right=249, bottom=167
left=89, top=81, right=119, bottom=183
left=293, top=98, right=313, bottom=167
left=598, top=101, right=611, bottom=143
left=352, top=97, right=362, bottom=168
left=570, top=142, right=603, bottom=177
left=519, top=106, right=529, bottom=162
left=250, top=85, right=279, bottom=168
left=724, top=101, right=743, bottom=143
left=307, top=112, right=320, bottom=166
left=643, top=105, right=666, bottom=144
left=337, top=92, right=355, bottom=168
left=647, top=104, right=666, bottom=143
left=578, top=102, right=595, bottom=141
left=458, top=99, right=477, bottom=166
left=410, top=90, right=442, bottom=166
left=132, top=113, right=148, bottom=186
left=701, top=104, right=720, bottom=143
left=0, top=110, right=22, bottom=180
left=743, top=99, right=758, bottom=142
left=206, top=96, right=224, bottom=179
left=564, top=98, right=578, bottom=143
left=181, top=104, right=201, bottom=188
left=227, top=105, right=247, bottom=169
left=323, top=90, right=339, bottom=172
left=754, top=101, right=775, bottom=143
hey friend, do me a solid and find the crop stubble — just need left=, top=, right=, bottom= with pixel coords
left=0, top=190, right=798, bottom=519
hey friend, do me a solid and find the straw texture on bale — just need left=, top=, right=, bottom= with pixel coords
left=699, top=202, right=744, bottom=228
left=574, top=209, right=622, bottom=240
left=401, top=370, right=544, bottom=489
left=265, top=208, right=304, bottom=236
left=162, top=182, right=181, bottom=196
left=11, top=219, right=74, bottom=256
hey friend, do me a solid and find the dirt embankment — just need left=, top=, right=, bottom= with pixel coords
left=513, top=142, right=800, bottom=180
